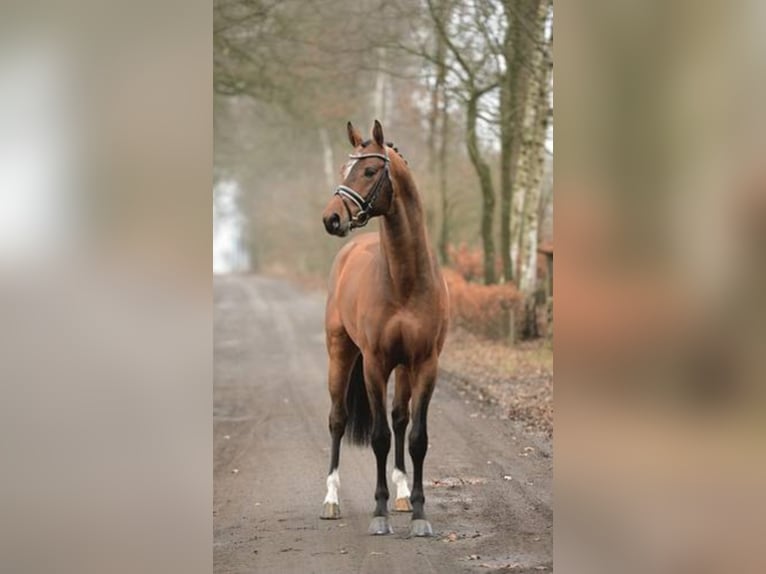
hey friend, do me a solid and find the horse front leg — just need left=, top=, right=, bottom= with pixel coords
left=392, top=366, right=412, bottom=512
left=408, top=359, right=437, bottom=537
left=320, top=334, right=357, bottom=520
left=364, top=357, right=394, bottom=535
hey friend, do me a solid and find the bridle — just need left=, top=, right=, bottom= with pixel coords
left=333, top=148, right=391, bottom=229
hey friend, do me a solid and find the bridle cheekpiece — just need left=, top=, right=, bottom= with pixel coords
left=333, top=148, right=390, bottom=229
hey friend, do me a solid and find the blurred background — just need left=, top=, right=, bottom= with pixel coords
left=0, top=2, right=212, bottom=574
left=555, top=1, right=766, bottom=572
left=0, top=0, right=763, bottom=572
left=214, top=0, right=554, bottom=342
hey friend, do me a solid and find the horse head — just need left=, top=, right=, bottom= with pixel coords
left=322, top=120, right=395, bottom=237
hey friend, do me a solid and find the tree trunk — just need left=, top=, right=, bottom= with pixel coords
left=373, top=47, right=387, bottom=123
left=426, top=31, right=447, bottom=239
left=318, top=127, right=335, bottom=192
left=438, top=90, right=450, bottom=264
left=430, top=14, right=450, bottom=264
left=510, top=0, right=547, bottom=289
left=500, top=0, right=538, bottom=285
left=521, top=4, right=552, bottom=293
left=427, top=35, right=445, bottom=173
left=500, top=72, right=514, bottom=283
left=466, top=93, right=496, bottom=284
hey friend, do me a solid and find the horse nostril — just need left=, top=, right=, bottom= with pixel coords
left=324, top=212, right=341, bottom=234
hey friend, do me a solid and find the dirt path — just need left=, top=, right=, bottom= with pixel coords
left=214, top=274, right=552, bottom=573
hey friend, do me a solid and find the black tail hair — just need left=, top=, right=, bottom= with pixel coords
left=345, top=354, right=372, bottom=446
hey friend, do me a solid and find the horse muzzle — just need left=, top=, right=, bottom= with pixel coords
left=324, top=212, right=341, bottom=233
left=323, top=211, right=350, bottom=237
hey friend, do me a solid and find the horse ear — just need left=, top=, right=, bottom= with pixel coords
left=372, top=119, right=384, bottom=147
left=347, top=121, right=363, bottom=147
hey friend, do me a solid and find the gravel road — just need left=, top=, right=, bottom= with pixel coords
left=214, top=274, right=552, bottom=573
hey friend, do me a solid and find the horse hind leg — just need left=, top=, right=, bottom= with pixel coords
left=391, top=366, right=412, bottom=512
left=320, top=338, right=358, bottom=520
left=365, top=358, right=394, bottom=535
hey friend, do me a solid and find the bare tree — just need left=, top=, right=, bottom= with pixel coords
left=214, top=0, right=553, bottom=290
left=424, top=0, right=502, bottom=284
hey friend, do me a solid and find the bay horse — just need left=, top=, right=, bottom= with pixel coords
left=319, top=120, right=449, bottom=536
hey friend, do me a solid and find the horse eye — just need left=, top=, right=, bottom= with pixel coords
left=364, top=167, right=376, bottom=177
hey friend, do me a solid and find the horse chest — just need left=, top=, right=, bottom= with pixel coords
left=374, top=310, right=439, bottom=363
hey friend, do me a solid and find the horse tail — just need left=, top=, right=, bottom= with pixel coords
left=345, top=354, right=372, bottom=446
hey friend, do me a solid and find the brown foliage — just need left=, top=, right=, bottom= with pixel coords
left=447, top=243, right=483, bottom=281
left=442, top=267, right=522, bottom=339
left=447, top=243, right=503, bottom=282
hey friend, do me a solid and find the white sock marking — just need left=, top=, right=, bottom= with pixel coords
left=392, top=468, right=411, bottom=500
left=323, top=469, right=340, bottom=505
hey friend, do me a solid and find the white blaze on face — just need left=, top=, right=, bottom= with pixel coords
left=392, top=468, right=411, bottom=500
left=341, top=158, right=358, bottom=180
left=323, top=469, right=340, bottom=505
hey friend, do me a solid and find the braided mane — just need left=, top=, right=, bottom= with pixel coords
left=361, top=139, right=407, bottom=164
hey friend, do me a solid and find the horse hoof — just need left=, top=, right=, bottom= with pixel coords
left=368, top=516, right=394, bottom=535
left=394, top=497, right=413, bottom=512
left=320, top=502, right=341, bottom=520
left=410, top=519, right=433, bottom=537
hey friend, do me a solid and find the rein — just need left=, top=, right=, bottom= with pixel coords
left=334, top=150, right=390, bottom=229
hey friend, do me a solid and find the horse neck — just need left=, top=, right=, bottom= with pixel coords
left=379, top=167, right=435, bottom=300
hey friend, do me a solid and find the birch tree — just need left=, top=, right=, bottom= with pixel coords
left=510, top=0, right=552, bottom=292
left=499, top=0, right=541, bottom=284
left=425, top=0, right=502, bottom=284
